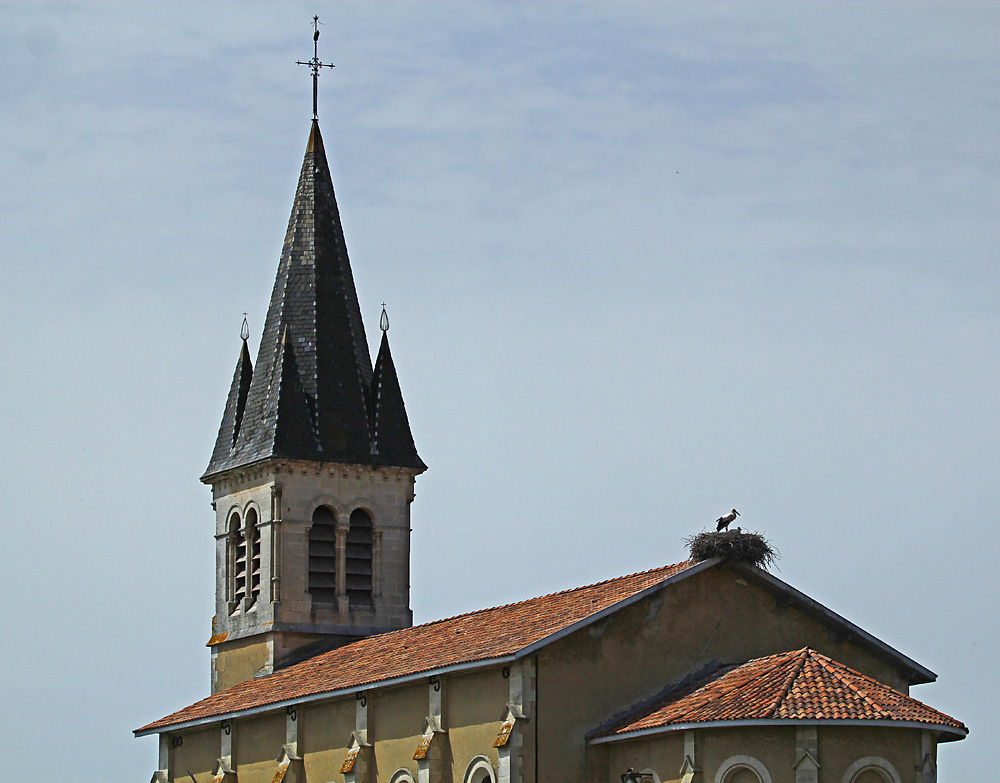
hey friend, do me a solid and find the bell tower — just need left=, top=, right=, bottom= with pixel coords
left=202, top=116, right=425, bottom=693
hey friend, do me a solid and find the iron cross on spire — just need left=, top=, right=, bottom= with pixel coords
left=296, top=15, right=335, bottom=120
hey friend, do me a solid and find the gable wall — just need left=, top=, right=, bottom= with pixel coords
left=538, top=565, right=910, bottom=782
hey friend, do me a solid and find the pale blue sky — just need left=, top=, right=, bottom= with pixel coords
left=1, top=2, right=997, bottom=780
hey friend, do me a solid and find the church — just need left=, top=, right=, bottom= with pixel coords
left=134, top=51, right=966, bottom=783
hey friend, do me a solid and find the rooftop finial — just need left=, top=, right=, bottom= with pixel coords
left=240, top=312, right=250, bottom=342
left=296, top=15, right=335, bottom=121
left=379, top=303, right=389, bottom=333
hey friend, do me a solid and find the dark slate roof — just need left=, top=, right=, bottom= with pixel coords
left=370, top=329, right=425, bottom=470
left=204, top=121, right=423, bottom=479
left=209, top=339, right=254, bottom=459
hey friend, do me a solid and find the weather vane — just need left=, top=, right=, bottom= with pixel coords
left=296, top=15, right=335, bottom=120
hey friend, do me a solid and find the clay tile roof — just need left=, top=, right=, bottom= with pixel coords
left=136, top=561, right=697, bottom=735
left=597, top=648, right=966, bottom=741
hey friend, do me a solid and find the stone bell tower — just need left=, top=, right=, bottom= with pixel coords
left=202, top=119, right=425, bottom=694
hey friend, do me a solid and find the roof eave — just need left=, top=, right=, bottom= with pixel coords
left=589, top=718, right=968, bottom=745
left=134, top=653, right=519, bottom=737
left=201, top=456, right=426, bottom=485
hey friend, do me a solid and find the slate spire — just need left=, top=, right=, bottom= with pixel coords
left=203, top=122, right=423, bottom=478
left=207, top=337, right=254, bottom=466
left=370, top=312, right=426, bottom=470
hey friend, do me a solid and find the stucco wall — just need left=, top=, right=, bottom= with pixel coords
left=167, top=727, right=217, bottom=783
left=818, top=726, right=918, bottom=783
left=300, top=697, right=355, bottom=781
left=213, top=635, right=270, bottom=693
left=371, top=682, right=427, bottom=780
left=598, top=731, right=685, bottom=783
left=596, top=725, right=925, bottom=783
left=446, top=667, right=508, bottom=780
left=233, top=712, right=284, bottom=783
left=698, top=726, right=795, bottom=782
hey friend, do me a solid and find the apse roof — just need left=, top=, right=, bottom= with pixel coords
left=591, top=647, right=966, bottom=742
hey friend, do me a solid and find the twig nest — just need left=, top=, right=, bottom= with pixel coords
left=684, top=530, right=778, bottom=570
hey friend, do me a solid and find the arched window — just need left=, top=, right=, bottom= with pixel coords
left=724, top=769, right=762, bottom=783
left=842, top=758, right=902, bottom=783
left=246, top=507, right=260, bottom=608
left=309, top=506, right=338, bottom=604
left=346, top=508, right=373, bottom=607
left=388, top=770, right=415, bottom=783
left=714, top=756, right=771, bottom=783
left=228, top=511, right=246, bottom=614
left=463, top=757, right=496, bottom=783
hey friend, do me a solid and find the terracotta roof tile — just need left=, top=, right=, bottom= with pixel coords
left=137, top=561, right=695, bottom=734
left=599, top=648, right=966, bottom=738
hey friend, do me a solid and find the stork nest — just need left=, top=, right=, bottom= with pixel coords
left=684, top=530, right=778, bottom=570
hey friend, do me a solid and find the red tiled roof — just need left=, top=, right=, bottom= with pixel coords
left=598, top=648, right=966, bottom=740
left=136, top=561, right=696, bottom=734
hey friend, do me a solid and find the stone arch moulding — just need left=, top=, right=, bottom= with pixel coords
left=344, top=497, right=377, bottom=519
left=464, top=755, right=497, bottom=783
left=841, top=757, right=902, bottom=783
left=389, top=769, right=415, bottom=783
left=308, top=495, right=345, bottom=519
left=241, top=498, right=262, bottom=519
left=714, top=755, right=773, bottom=783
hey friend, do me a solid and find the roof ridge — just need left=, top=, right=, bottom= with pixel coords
left=807, top=649, right=893, bottom=719
left=408, top=561, right=693, bottom=630
left=765, top=647, right=810, bottom=717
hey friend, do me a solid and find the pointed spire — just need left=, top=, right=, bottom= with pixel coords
left=204, top=123, right=422, bottom=479
left=207, top=331, right=254, bottom=468
left=370, top=320, right=425, bottom=470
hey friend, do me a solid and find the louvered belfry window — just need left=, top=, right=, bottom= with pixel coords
left=308, top=506, right=338, bottom=604
left=229, top=511, right=247, bottom=614
left=346, top=508, right=374, bottom=607
left=246, top=508, right=261, bottom=608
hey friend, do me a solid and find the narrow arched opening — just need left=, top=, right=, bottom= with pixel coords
left=308, top=506, right=338, bottom=605
left=245, top=507, right=260, bottom=608
left=228, top=511, right=245, bottom=614
left=346, top=508, right=373, bottom=608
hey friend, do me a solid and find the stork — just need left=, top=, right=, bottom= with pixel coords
left=716, top=508, right=740, bottom=531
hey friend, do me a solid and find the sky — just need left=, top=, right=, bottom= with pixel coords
left=0, top=1, right=997, bottom=780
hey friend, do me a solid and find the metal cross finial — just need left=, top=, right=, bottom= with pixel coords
left=240, top=312, right=250, bottom=341
left=379, top=303, right=389, bottom=333
left=296, top=15, right=335, bottom=120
